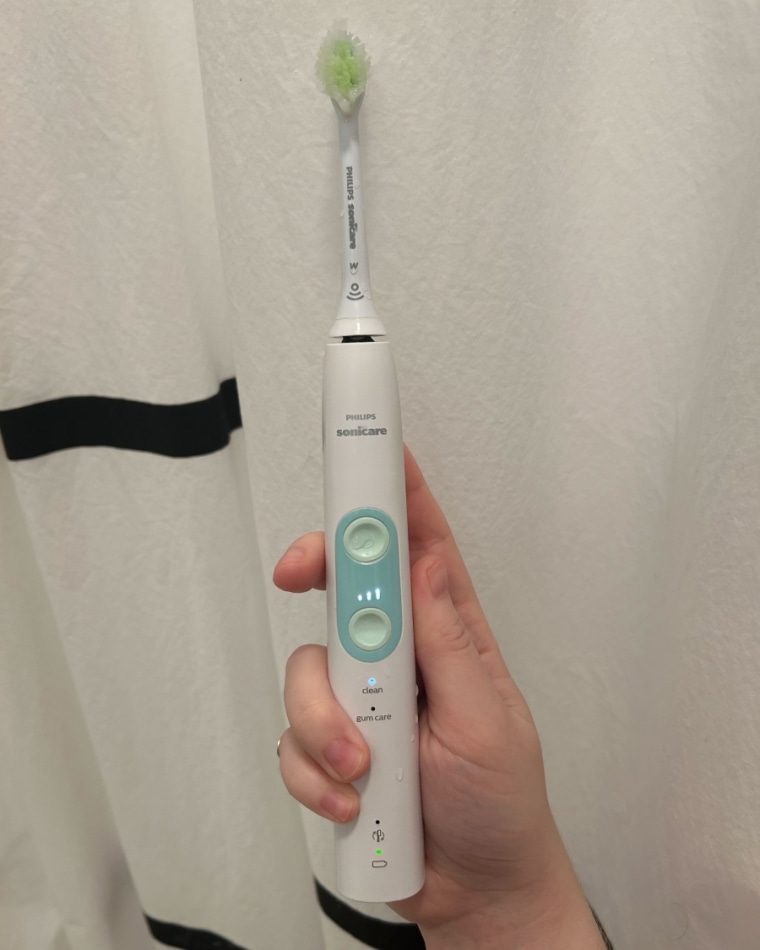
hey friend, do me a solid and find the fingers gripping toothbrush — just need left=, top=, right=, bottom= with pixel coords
left=317, top=30, right=425, bottom=903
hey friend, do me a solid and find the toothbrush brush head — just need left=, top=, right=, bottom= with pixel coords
left=317, top=28, right=370, bottom=116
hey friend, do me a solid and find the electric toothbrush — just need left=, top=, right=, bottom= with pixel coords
left=317, top=29, right=425, bottom=903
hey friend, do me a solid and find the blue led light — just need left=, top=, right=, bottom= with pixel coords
left=368, top=677, right=377, bottom=686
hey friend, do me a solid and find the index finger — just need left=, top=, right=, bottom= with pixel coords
left=273, top=447, right=510, bottom=682
left=273, top=447, right=454, bottom=594
left=275, top=450, right=482, bottom=622
left=404, top=445, right=477, bottom=609
left=404, top=447, right=505, bottom=673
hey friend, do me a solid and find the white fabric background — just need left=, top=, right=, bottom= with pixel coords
left=2, top=1, right=760, bottom=948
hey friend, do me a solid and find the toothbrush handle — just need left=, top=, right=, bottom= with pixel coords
left=323, top=339, right=425, bottom=903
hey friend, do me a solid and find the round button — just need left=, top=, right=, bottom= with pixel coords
left=343, top=517, right=390, bottom=563
left=348, top=608, right=392, bottom=651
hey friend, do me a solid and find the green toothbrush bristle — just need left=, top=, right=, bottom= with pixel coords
left=317, top=28, right=370, bottom=115
left=330, top=40, right=362, bottom=96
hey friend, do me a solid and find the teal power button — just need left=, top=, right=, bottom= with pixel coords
left=343, top=517, right=390, bottom=564
left=348, top=608, right=392, bottom=651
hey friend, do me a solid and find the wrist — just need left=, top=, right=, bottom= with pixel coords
left=420, top=856, right=606, bottom=950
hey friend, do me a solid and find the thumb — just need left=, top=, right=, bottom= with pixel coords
left=411, top=556, right=505, bottom=754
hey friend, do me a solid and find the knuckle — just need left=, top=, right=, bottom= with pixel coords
left=277, top=739, right=311, bottom=804
left=288, top=694, right=336, bottom=738
left=438, top=614, right=470, bottom=653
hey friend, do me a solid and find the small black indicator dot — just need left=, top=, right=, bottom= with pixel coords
left=375, top=820, right=381, bottom=824
left=371, top=706, right=376, bottom=711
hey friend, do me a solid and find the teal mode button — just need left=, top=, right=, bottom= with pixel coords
left=343, top=517, right=390, bottom=563
left=348, top=608, right=392, bottom=651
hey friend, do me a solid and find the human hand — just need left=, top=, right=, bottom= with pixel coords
left=274, top=447, right=605, bottom=949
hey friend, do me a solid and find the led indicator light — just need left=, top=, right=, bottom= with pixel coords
left=375, top=587, right=381, bottom=599
left=376, top=850, right=382, bottom=855
left=368, top=677, right=376, bottom=686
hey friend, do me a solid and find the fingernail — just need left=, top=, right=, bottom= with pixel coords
left=427, top=560, right=448, bottom=599
left=324, top=739, right=363, bottom=780
left=322, top=790, right=355, bottom=823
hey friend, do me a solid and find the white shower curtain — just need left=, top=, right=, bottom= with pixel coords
left=2, top=2, right=759, bottom=948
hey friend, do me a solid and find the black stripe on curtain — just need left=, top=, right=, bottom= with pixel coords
left=314, top=880, right=425, bottom=949
left=145, top=879, right=426, bottom=950
left=0, top=378, right=242, bottom=460
left=147, top=915, right=248, bottom=949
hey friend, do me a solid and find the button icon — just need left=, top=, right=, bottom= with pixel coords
left=372, top=829, right=385, bottom=842
left=343, top=517, right=390, bottom=564
left=372, top=860, right=388, bottom=868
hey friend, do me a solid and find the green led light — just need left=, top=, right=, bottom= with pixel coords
left=376, top=849, right=382, bottom=855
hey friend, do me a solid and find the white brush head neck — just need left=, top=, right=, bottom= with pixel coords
left=329, top=100, right=385, bottom=338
